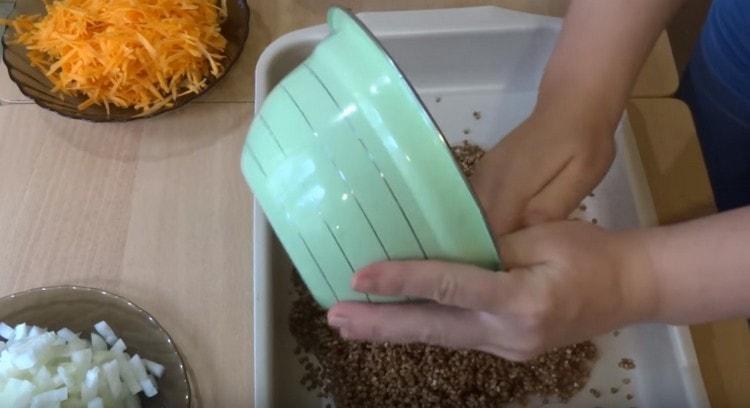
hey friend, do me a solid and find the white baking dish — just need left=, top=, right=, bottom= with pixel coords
left=252, top=6, right=709, bottom=408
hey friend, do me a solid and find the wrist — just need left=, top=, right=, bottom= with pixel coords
left=612, top=229, right=661, bottom=324
left=532, top=78, right=623, bottom=140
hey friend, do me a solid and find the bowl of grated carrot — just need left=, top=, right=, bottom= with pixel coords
left=0, top=0, right=249, bottom=122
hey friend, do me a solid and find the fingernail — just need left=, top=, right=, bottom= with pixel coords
left=352, top=274, right=373, bottom=292
left=338, top=327, right=351, bottom=339
left=327, top=312, right=348, bottom=329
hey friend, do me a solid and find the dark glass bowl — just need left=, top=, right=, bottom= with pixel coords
left=0, top=286, right=190, bottom=407
left=1, top=0, right=250, bottom=122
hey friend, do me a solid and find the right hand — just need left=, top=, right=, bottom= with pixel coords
left=471, top=107, right=616, bottom=235
left=328, top=220, right=656, bottom=361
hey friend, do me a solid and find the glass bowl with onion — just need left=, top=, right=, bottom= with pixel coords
left=1, top=0, right=249, bottom=122
left=0, top=286, right=190, bottom=407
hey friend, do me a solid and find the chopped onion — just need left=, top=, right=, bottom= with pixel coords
left=87, top=397, right=104, bottom=408
left=111, top=339, right=127, bottom=354
left=128, top=355, right=148, bottom=383
left=143, top=359, right=165, bottom=378
left=123, top=393, right=142, bottom=408
left=82, top=367, right=100, bottom=402
left=103, top=359, right=123, bottom=398
left=14, top=323, right=29, bottom=340
left=90, top=334, right=106, bottom=352
left=116, top=355, right=141, bottom=395
left=93, top=322, right=117, bottom=346
left=71, top=349, right=92, bottom=366
left=139, top=377, right=158, bottom=398
left=34, top=367, right=53, bottom=390
left=0, top=322, right=14, bottom=340
left=56, top=365, right=75, bottom=389
left=0, top=321, right=164, bottom=407
left=56, top=328, right=78, bottom=343
left=30, top=386, right=67, bottom=406
left=28, top=326, right=44, bottom=338
left=0, top=378, right=34, bottom=406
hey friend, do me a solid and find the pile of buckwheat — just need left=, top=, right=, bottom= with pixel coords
left=288, top=141, right=599, bottom=408
left=451, top=140, right=486, bottom=177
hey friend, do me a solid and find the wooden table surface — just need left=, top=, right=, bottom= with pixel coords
left=628, top=99, right=750, bottom=408
left=0, top=1, right=747, bottom=407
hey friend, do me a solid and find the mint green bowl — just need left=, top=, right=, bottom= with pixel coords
left=241, top=7, right=500, bottom=308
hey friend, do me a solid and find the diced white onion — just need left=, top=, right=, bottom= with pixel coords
left=128, top=355, right=149, bottom=382
left=0, top=322, right=164, bottom=407
left=93, top=322, right=117, bottom=346
left=139, top=377, right=158, bottom=398
left=35, top=366, right=53, bottom=390
left=56, top=328, right=78, bottom=343
left=116, top=355, right=141, bottom=395
left=0, top=322, right=14, bottom=340
left=56, top=365, right=75, bottom=389
left=103, top=359, right=123, bottom=398
left=0, top=378, right=34, bottom=406
left=90, top=334, right=106, bottom=352
left=143, top=359, right=165, bottom=378
left=14, top=323, right=29, bottom=341
left=111, top=339, right=127, bottom=354
left=81, top=367, right=100, bottom=402
left=123, top=393, right=142, bottom=408
left=30, top=387, right=68, bottom=406
left=29, top=326, right=44, bottom=338
left=71, top=349, right=92, bottom=366
left=87, top=397, right=104, bottom=408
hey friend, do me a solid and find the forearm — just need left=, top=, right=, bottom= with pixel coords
left=640, top=207, right=750, bottom=324
left=535, top=0, right=686, bottom=132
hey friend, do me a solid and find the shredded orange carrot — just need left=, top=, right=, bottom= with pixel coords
left=1, top=0, right=228, bottom=115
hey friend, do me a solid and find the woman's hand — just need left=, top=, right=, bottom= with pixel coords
left=324, top=0, right=717, bottom=360
left=327, top=221, right=657, bottom=361
left=471, top=108, right=614, bottom=235
left=469, top=0, right=689, bottom=235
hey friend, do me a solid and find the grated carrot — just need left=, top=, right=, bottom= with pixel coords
left=1, top=0, right=228, bottom=116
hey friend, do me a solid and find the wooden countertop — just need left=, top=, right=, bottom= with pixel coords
left=628, top=98, right=750, bottom=407
left=0, top=103, right=254, bottom=406
left=0, top=1, right=746, bottom=406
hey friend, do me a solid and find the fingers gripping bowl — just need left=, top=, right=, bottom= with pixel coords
left=241, top=7, right=500, bottom=308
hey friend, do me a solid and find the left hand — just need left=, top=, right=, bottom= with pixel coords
left=469, top=107, right=615, bottom=236
left=326, top=221, right=657, bottom=361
